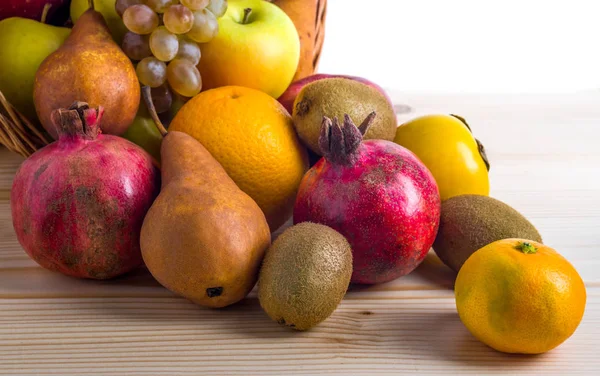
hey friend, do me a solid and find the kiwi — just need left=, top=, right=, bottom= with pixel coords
left=433, top=194, right=542, bottom=272
left=292, top=78, right=397, bottom=155
left=258, top=222, right=353, bottom=331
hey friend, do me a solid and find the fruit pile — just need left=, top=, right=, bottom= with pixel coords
left=0, top=0, right=586, bottom=358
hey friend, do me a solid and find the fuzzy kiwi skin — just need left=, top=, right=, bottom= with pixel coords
left=292, top=78, right=397, bottom=155
left=258, top=222, right=353, bottom=331
left=433, top=194, right=542, bottom=272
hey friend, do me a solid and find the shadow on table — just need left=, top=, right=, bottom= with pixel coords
left=346, top=251, right=456, bottom=294
left=90, top=276, right=546, bottom=370
left=91, top=281, right=300, bottom=339
left=410, top=311, right=545, bottom=368
left=87, top=257, right=545, bottom=368
left=412, top=251, right=456, bottom=290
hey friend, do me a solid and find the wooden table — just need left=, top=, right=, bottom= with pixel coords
left=1, top=93, right=598, bottom=375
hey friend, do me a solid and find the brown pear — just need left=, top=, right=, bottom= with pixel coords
left=34, top=2, right=139, bottom=139
left=141, top=130, right=271, bottom=308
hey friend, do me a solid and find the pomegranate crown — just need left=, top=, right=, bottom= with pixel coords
left=50, top=102, right=104, bottom=140
left=318, top=112, right=376, bottom=165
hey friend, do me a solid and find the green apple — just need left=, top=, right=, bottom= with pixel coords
left=122, top=90, right=192, bottom=162
left=71, top=0, right=128, bottom=43
left=122, top=102, right=163, bottom=163
left=198, top=0, right=300, bottom=98
left=159, top=94, right=187, bottom=126
left=0, top=18, right=69, bottom=123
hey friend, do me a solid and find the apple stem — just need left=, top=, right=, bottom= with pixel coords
left=41, top=3, right=52, bottom=24
left=242, top=8, right=252, bottom=24
left=142, top=86, right=169, bottom=137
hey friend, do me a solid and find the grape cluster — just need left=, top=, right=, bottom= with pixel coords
left=116, top=0, right=228, bottom=109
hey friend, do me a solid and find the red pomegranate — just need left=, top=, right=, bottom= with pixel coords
left=10, top=102, right=160, bottom=279
left=294, top=113, right=441, bottom=284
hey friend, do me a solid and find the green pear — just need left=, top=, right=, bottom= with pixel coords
left=71, top=0, right=127, bottom=43
left=0, top=18, right=69, bottom=123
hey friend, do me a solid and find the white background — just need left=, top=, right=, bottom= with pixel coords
left=319, top=0, right=600, bottom=93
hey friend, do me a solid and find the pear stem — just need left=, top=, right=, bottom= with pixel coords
left=242, top=8, right=252, bottom=24
left=142, top=86, right=168, bottom=137
left=41, top=4, right=52, bottom=24
left=88, top=0, right=95, bottom=11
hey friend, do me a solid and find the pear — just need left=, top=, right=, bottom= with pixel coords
left=0, top=18, right=69, bottom=123
left=70, top=0, right=128, bottom=43
left=34, top=1, right=139, bottom=139
left=140, top=106, right=271, bottom=308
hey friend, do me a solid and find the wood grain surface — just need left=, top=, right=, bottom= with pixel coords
left=0, top=92, right=598, bottom=375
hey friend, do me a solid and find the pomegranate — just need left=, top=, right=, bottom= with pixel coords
left=11, top=102, right=160, bottom=279
left=294, top=113, right=441, bottom=284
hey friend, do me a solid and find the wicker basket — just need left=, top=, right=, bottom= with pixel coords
left=311, top=0, right=328, bottom=77
left=0, top=0, right=327, bottom=157
left=0, top=91, right=52, bottom=158
left=268, top=0, right=327, bottom=80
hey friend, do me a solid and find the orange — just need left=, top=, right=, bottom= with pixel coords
left=455, top=239, right=586, bottom=354
left=169, top=86, right=309, bottom=231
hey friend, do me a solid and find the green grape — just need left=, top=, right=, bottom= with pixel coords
left=151, top=84, right=173, bottom=114
left=180, top=0, right=209, bottom=11
left=123, top=4, right=160, bottom=35
left=150, top=26, right=179, bottom=62
left=167, top=59, right=202, bottom=97
left=136, top=57, right=168, bottom=87
left=186, top=9, right=218, bottom=43
left=207, top=0, right=227, bottom=18
left=163, top=4, right=194, bottom=34
left=145, top=0, right=175, bottom=13
left=122, top=32, right=152, bottom=61
left=115, top=0, right=142, bottom=17
left=176, top=36, right=201, bottom=65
